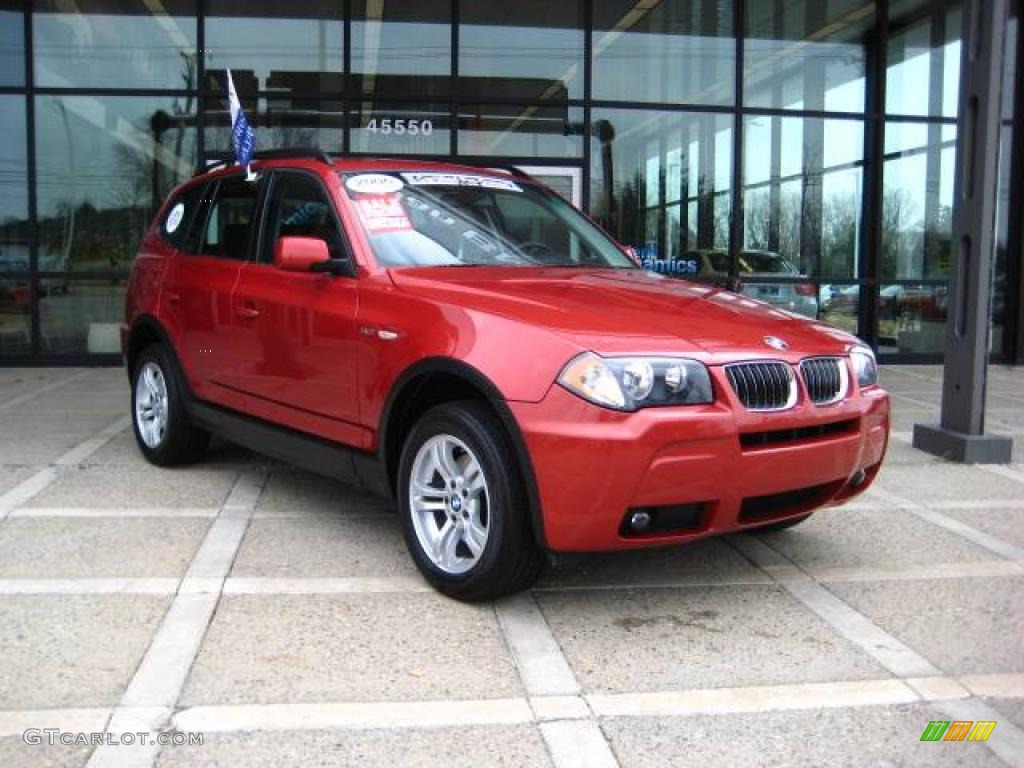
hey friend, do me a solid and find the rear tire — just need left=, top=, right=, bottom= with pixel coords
left=397, top=401, right=544, bottom=601
left=131, top=344, right=209, bottom=466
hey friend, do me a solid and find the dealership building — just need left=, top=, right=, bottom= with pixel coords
left=0, top=0, right=1020, bottom=364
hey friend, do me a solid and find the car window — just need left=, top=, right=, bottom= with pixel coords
left=261, top=172, right=348, bottom=264
left=738, top=252, right=799, bottom=275
left=196, top=176, right=259, bottom=261
left=160, top=183, right=208, bottom=252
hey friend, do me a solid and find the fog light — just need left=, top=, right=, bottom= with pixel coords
left=628, top=510, right=653, bottom=532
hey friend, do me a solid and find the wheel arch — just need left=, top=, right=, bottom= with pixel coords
left=379, top=357, right=547, bottom=549
left=125, top=315, right=192, bottom=398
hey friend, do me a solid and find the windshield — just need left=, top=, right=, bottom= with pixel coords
left=341, top=171, right=634, bottom=269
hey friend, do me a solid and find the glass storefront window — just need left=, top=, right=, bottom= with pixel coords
left=877, top=282, right=948, bottom=354
left=881, top=122, right=956, bottom=279
left=992, top=11, right=1018, bottom=357
left=352, top=1, right=450, bottom=99
left=0, top=96, right=28, bottom=259
left=743, top=116, right=864, bottom=280
left=745, top=1, right=874, bottom=112
left=886, top=0, right=962, bottom=117
left=0, top=282, right=30, bottom=356
left=590, top=109, right=732, bottom=273
left=593, top=0, right=734, bottom=105
left=0, top=95, right=29, bottom=357
left=204, top=2, right=343, bottom=96
left=0, top=0, right=1018, bottom=361
left=879, top=114, right=955, bottom=355
left=40, top=278, right=126, bottom=355
left=349, top=102, right=448, bottom=155
left=0, top=1, right=24, bottom=86
left=34, top=1, right=196, bottom=89
left=820, top=283, right=860, bottom=334
left=35, top=96, right=197, bottom=274
left=204, top=97, right=343, bottom=155
left=457, top=104, right=583, bottom=158
left=459, top=2, right=584, bottom=101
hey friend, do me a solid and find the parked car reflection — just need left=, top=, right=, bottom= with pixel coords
left=685, top=249, right=819, bottom=319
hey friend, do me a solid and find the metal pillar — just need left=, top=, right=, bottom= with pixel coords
left=913, top=0, right=1013, bottom=463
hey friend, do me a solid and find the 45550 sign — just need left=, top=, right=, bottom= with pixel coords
left=365, top=117, right=434, bottom=137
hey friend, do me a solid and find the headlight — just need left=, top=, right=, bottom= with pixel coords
left=557, top=353, right=713, bottom=411
left=849, top=345, right=878, bottom=388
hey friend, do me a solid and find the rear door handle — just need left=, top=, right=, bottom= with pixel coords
left=236, top=305, right=260, bottom=319
left=165, top=291, right=180, bottom=303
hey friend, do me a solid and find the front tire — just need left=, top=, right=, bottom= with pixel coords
left=397, top=401, right=544, bottom=601
left=131, top=345, right=209, bottom=466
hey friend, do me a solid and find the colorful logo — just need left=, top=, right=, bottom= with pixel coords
left=920, top=721, right=997, bottom=742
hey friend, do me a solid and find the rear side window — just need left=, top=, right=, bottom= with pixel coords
left=159, top=184, right=207, bottom=250
left=195, top=176, right=260, bottom=261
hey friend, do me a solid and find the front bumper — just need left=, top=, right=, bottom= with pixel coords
left=509, top=367, right=889, bottom=552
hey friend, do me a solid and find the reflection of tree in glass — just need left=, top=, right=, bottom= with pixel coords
left=601, top=170, right=727, bottom=256
left=880, top=189, right=952, bottom=280
left=207, top=113, right=321, bottom=156
left=745, top=186, right=860, bottom=279
left=44, top=53, right=197, bottom=274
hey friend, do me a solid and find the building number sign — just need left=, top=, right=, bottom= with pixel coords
left=365, top=118, right=434, bottom=137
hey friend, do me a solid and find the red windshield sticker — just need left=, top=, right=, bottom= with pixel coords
left=355, top=195, right=412, bottom=233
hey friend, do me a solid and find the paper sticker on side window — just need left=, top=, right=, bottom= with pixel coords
left=400, top=172, right=522, bottom=192
left=354, top=195, right=412, bottom=233
left=165, top=202, right=185, bottom=234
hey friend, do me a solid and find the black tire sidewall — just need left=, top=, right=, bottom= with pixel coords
left=397, top=403, right=527, bottom=596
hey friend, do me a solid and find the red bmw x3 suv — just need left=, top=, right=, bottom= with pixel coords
left=123, top=152, right=889, bottom=600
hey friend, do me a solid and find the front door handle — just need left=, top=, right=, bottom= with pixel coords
left=236, top=305, right=260, bottom=319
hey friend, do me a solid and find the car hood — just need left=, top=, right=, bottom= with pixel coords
left=388, top=267, right=859, bottom=364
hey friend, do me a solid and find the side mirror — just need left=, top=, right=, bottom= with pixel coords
left=274, top=236, right=330, bottom=272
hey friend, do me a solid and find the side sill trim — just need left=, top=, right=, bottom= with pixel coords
left=188, top=399, right=390, bottom=498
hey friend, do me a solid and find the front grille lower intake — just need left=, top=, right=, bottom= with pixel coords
left=739, top=480, right=845, bottom=523
left=725, top=361, right=796, bottom=411
left=740, top=418, right=860, bottom=450
left=800, top=357, right=847, bottom=405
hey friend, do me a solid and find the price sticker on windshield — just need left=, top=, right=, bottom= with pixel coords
left=354, top=195, right=412, bottom=233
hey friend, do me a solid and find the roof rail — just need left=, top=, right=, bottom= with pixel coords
left=193, top=158, right=231, bottom=177
left=193, top=148, right=333, bottom=177
left=500, top=166, right=533, bottom=180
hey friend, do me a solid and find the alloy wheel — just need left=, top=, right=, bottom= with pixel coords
left=134, top=361, right=169, bottom=448
left=408, top=434, right=490, bottom=575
